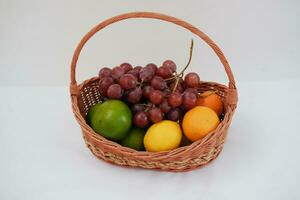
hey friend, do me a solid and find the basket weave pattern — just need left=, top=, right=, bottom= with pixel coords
left=70, top=12, right=238, bottom=172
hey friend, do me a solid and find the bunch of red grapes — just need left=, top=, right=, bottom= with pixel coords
left=98, top=60, right=200, bottom=128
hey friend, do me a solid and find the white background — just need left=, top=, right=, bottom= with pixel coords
left=1, top=0, right=299, bottom=86
left=1, top=0, right=300, bottom=199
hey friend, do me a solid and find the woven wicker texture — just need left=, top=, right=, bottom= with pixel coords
left=70, top=12, right=238, bottom=172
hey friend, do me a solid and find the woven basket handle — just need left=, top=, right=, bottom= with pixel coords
left=70, top=12, right=237, bottom=105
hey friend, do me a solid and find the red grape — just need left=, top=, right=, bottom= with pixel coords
left=111, top=66, right=125, bottom=80
left=134, top=66, right=142, bottom=70
left=167, top=108, right=182, bottom=121
left=162, top=88, right=171, bottom=97
left=142, top=85, right=154, bottom=99
left=119, top=74, right=137, bottom=90
left=151, top=76, right=167, bottom=90
left=131, top=104, right=145, bottom=113
left=120, top=63, right=132, bottom=73
left=134, top=66, right=142, bottom=80
left=127, top=69, right=136, bottom=76
left=159, top=99, right=171, bottom=113
left=156, top=66, right=172, bottom=78
left=184, top=72, right=200, bottom=88
left=149, top=90, right=164, bottom=105
left=182, top=91, right=197, bottom=110
left=139, top=67, right=154, bottom=82
left=145, top=63, right=158, bottom=74
left=127, top=66, right=142, bottom=78
left=107, top=84, right=123, bottom=99
left=133, top=111, right=149, bottom=128
left=168, top=92, right=183, bottom=107
left=148, top=107, right=163, bottom=123
left=99, top=77, right=114, bottom=96
left=185, top=88, right=198, bottom=95
left=98, top=67, right=111, bottom=79
left=163, top=60, right=176, bottom=73
left=127, top=87, right=142, bottom=104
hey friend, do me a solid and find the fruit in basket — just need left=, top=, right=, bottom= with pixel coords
left=144, top=120, right=182, bottom=152
left=119, top=74, right=137, bottom=90
left=168, top=92, right=182, bottom=107
left=120, top=63, right=133, bottom=73
left=182, top=106, right=220, bottom=141
left=90, top=100, right=132, bottom=141
left=196, top=91, right=223, bottom=116
left=151, top=76, right=167, bottom=90
left=127, top=66, right=142, bottom=78
left=99, top=77, right=114, bottom=96
left=139, top=67, right=154, bottom=82
left=142, top=85, right=154, bottom=98
left=86, top=103, right=102, bottom=125
left=167, top=108, right=182, bottom=121
left=107, top=84, right=123, bottom=99
left=149, top=90, right=164, bottom=105
left=184, top=72, right=200, bottom=88
left=120, top=127, right=146, bottom=151
left=131, top=104, right=144, bottom=114
left=163, top=59, right=176, bottom=72
left=99, top=67, right=112, bottom=78
left=111, top=66, right=125, bottom=80
left=159, top=99, right=171, bottom=113
left=145, top=63, right=158, bottom=74
left=156, top=66, right=172, bottom=78
left=95, top=40, right=211, bottom=143
left=126, top=87, right=142, bottom=103
left=182, top=91, right=197, bottom=110
left=148, top=107, right=163, bottom=123
left=185, top=87, right=198, bottom=95
left=133, top=111, right=149, bottom=128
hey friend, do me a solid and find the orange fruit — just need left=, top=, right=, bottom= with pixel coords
left=182, top=106, right=220, bottom=142
left=196, top=91, right=223, bottom=116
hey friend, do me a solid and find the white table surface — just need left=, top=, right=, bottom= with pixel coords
left=1, top=81, right=300, bottom=200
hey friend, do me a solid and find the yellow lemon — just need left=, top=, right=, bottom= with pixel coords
left=144, top=120, right=182, bottom=152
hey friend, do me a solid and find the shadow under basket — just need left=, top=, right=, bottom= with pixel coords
left=69, top=12, right=238, bottom=172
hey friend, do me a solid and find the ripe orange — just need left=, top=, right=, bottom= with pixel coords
left=182, top=106, right=220, bottom=142
left=196, top=91, right=223, bottom=116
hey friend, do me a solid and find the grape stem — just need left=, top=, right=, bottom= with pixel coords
left=138, top=103, right=152, bottom=107
left=144, top=103, right=154, bottom=112
left=164, top=71, right=176, bottom=81
left=172, top=76, right=181, bottom=93
left=137, top=80, right=144, bottom=88
left=178, top=39, right=194, bottom=77
left=171, top=39, right=194, bottom=93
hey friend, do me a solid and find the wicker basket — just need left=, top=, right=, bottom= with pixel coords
left=70, top=12, right=238, bottom=172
